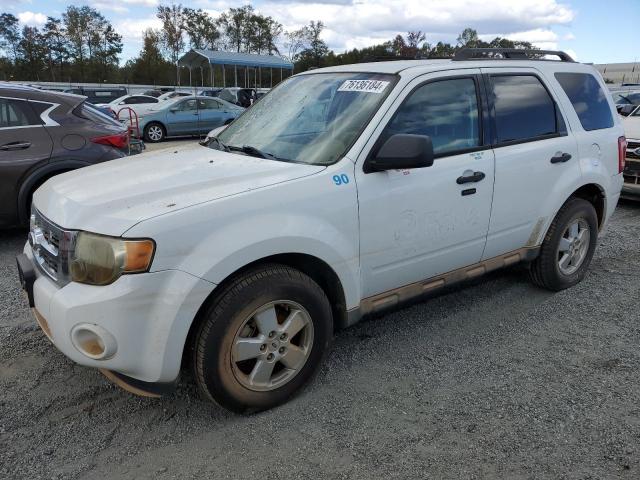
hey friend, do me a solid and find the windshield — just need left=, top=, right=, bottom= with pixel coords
left=215, top=72, right=396, bottom=165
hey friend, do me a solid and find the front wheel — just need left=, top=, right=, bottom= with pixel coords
left=528, top=198, right=598, bottom=291
left=144, top=122, right=165, bottom=143
left=193, top=264, right=333, bottom=413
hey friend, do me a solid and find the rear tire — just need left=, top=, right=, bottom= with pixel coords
left=144, top=122, right=165, bottom=143
left=193, top=264, right=333, bottom=414
left=528, top=197, right=598, bottom=291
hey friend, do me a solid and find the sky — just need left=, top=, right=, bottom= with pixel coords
left=3, top=0, right=638, bottom=64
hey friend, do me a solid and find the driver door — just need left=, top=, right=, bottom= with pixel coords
left=355, top=70, right=496, bottom=298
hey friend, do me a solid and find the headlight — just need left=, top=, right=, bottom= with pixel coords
left=70, top=232, right=155, bottom=285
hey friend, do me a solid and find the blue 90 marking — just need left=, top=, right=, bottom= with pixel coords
left=333, top=174, right=350, bottom=186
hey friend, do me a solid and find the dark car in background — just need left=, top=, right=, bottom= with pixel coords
left=612, top=90, right=640, bottom=116
left=0, top=83, right=129, bottom=228
left=62, top=86, right=128, bottom=104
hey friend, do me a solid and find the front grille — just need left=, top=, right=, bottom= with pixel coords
left=29, top=209, right=74, bottom=286
left=627, top=141, right=640, bottom=160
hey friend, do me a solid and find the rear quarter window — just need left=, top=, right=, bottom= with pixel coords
left=555, top=72, right=614, bottom=131
left=75, top=102, right=121, bottom=127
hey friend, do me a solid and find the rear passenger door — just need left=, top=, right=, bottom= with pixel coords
left=0, top=97, right=53, bottom=225
left=167, top=98, right=199, bottom=135
left=197, top=98, right=228, bottom=133
left=480, top=68, right=580, bottom=259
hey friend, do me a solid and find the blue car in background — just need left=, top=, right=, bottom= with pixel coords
left=138, top=96, right=244, bottom=142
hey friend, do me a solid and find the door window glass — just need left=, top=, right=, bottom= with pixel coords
left=555, top=72, right=615, bottom=131
left=381, top=77, right=480, bottom=155
left=491, top=75, right=558, bottom=142
left=178, top=99, right=198, bottom=111
left=0, top=99, right=40, bottom=127
left=198, top=98, right=221, bottom=110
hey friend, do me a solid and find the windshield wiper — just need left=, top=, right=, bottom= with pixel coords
left=228, top=144, right=278, bottom=160
left=203, top=136, right=230, bottom=152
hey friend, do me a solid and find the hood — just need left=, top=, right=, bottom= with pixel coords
left=623, top=116, right=640, bottom=140
left=34, top=143, right=325, bottom=236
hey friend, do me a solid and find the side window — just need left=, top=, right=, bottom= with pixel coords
left=491, top=75, right=558, bottom=143
left=0, top=98, right=40, bottom=128
left=198, top=98, right=221, bottom=110
left=555, top=72, right=614, bottom=131
left=381, top=77, right=480, bottom=156
left=179, top=99, right=198, bottom=111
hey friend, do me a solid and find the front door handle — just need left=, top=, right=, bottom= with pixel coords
left=550, top=152, right=572, bottom=164
left=0, top=141, right=31, bottom=151
left=456, top=171, right=486, bottom=184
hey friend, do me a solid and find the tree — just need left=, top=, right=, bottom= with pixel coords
left=182, top=8, right=219, bottom=50
left=0, top=13, right=20, bottom=61
left=217, top=5, right=253, bottom=53
left=93, top=23, right=122, bottom=82
left=157, top=3, right=185, bottom=83
left=303, top=21, right=328, bottom=68
left=123, top=28, right=174, bottom=85
left=430, top=41, right=457, bottom=58
left=457, top=27, right=480, bottom=48
left=285, top=28, right=308, bottom=63
left=43, top=17, right=68, bottom=81
left=249, top=15, right=282, bottom=55
left=17, top=26, right=46, bottom=80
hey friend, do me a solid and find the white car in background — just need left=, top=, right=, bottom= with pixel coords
left=96, top=94, right=161, bottom=118
left=157, top=91, right=192, bottom=102
left=622, top=106, right=640, bottom=196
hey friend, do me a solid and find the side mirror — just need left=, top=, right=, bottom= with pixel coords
left=169, top=106, right=180, bottom=113
left=365, top=134, right=434, bottom=173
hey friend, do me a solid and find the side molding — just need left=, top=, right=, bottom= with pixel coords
left=345, top=247, right=540, bottom=327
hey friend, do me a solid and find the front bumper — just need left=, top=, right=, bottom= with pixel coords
left=622, top=160, right=640, bottom=197
left=19, top=243, right=215, bottom=385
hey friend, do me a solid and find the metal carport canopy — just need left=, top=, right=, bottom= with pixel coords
left=178, top=49, right=293, bottom=70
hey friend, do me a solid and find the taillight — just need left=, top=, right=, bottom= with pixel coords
left=618, top=136, right=627, bottom=174
left=91, top=131, right=129, bottom=149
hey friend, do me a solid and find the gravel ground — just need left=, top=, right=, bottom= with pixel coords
left=1, top=202, right=639, bottom=480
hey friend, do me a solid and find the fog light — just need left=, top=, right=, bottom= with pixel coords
left=70, top=324, right=117, bottom=360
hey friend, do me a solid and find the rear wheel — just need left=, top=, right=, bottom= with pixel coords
left=193, top=264, right=333, bottom=413
left=144, top=122, right=165, bottom=142
left=528, top=198, right=598, bottom=291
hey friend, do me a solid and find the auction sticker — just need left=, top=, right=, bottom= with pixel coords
left=337, top=79, right=390, bottom=94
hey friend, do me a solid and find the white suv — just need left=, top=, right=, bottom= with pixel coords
left=17, top=49, right=625, bottom=413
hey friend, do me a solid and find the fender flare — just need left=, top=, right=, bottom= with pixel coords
left=17, top=160, right=91, bottom=225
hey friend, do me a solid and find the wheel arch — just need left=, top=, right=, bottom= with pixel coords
left=182, top=252, right=349, bottom=370
left=17, top=160, right=90, bottom=225
left=568, top=183, right=606, bottom=230
left=144, top=121, right=167, bottom=139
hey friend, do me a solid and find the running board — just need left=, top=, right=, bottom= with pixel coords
left=345, top=247, right=539, bottom=327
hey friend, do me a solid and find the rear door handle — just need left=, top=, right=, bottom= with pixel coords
left=550, top=152, right=572, bottom=164
left=0, top=141, right=31, bottom=151
left=456, top=171, right=486, bottom=184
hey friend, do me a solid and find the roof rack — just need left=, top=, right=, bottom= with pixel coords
left=453, top=48, right=575, bottom=62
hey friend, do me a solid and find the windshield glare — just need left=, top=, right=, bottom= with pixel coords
left=216, top=72, right=396, bottom=165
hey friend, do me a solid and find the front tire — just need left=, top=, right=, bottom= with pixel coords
left=528, top=197, right=598, bottom=291
left=193, top=264, right=333, bottom=413
left=144, top=122, right=165, bottom=143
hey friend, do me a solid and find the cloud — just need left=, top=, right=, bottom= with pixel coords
left=121, top=0, right=159, bottom=6
left=17, top=11, right=47, bottom=26
left=115, top=16, right=163, bottom=42
left=257, top=0, right=575, bottom=51
left=93, top=2, right=129, bottom=13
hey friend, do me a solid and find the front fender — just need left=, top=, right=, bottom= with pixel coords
left=126, top=166, right=362, bottom=310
